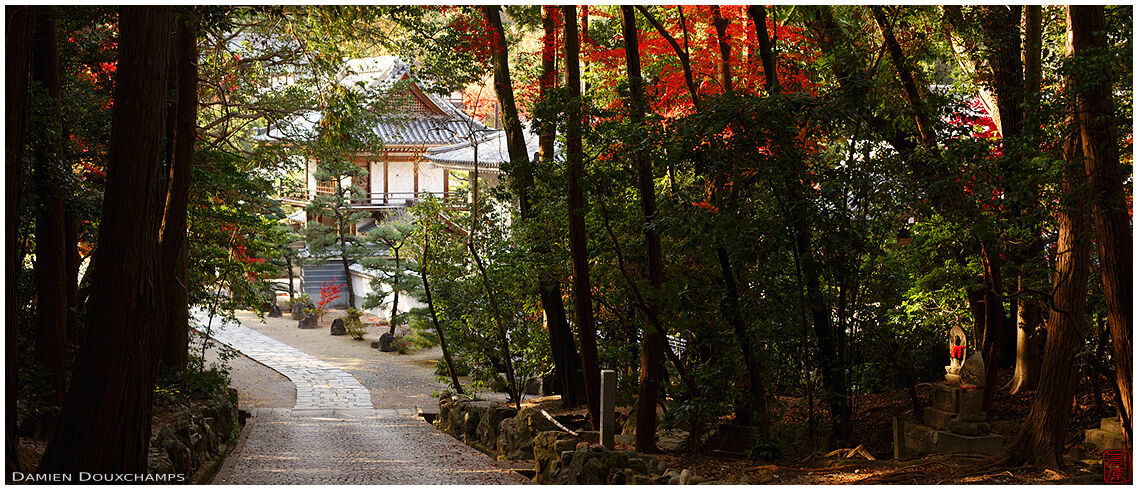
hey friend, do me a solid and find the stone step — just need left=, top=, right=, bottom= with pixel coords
left=1085, top=428, right=1128, bottom=451
left=1101, top=416, right=1124, bottom=434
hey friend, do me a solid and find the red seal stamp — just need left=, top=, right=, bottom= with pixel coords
left=1103, top=449, right=1131, bottom=484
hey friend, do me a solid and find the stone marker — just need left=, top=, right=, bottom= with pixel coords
left=600, top=369, right=616, bottom=449
left=267, top=303, right=282, bottom=318
left=330, top=318, right=346, bottom=336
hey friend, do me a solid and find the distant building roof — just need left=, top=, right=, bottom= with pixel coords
left=425, top=124, right=558, bottom=173
left=254, top=56, right=488, bottom=147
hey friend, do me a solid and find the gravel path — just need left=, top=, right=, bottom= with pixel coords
left=202, top=342, right=295, bottom=410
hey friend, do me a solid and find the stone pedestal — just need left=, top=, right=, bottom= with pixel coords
left=897, top=416, right=1005, bottom=459
left=922, top=383, right=961, bottom=430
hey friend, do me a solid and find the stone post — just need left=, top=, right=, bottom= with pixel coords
left=600, top=369, right=616, bottom=449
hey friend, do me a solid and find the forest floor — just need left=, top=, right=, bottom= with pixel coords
left=531, top=367, right=1120, bottom=484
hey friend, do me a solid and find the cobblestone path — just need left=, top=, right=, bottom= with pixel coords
left=212, top=410, right=529, bottom=484
left=195, top=309, right=372, bottom=409
left=199, top=310, right=528, bottom=484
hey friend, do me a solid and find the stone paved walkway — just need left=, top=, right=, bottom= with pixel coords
left=212, top=410, right=528, bottom=484
left=199, top=309, right=528, bottom=485
left=194, top=309, right=372, bottom=409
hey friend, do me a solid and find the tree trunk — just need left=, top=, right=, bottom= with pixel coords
left=1005, top=6, right=1044, bottom=395
left=467, top=241, right=520, bottom=409
left=1070, top=5, right=1132, bottom=444
left=563, top=5, right=601, bottom=429
left=285, top=254, right=295, bottom=307
left=484, top=5, right=586, bottom=407
left=711, top=6, right=732, bottom=93
left=635, top=6, right=700, bottom=111
left=37, top=6, right=174, bottom=475
left=796, top=220, right=850, bottom=443
left=30, top=7, right=69, bottom=421
left=871, top=6, right=936, bottom=148
left=748, top=5, right=779, bottom=94
left=1006, top=290, right=1042, bottom=394
left=622, top=6, right=666, bottom=452
left=6, top=5, right=36, bottom=477
left=979, top=245, right=1005, bottom=412
left=990, top=55, right=1091, bottom=466
left=338, top=221, right=355, bottom=308
left=159, top=11, right=197, bottom=370
left=421, top=236, right=462, bottom=394
left=387, top=248, right=399, bottom=336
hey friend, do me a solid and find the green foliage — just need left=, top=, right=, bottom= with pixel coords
left=343, top=307, right=367, bottom=340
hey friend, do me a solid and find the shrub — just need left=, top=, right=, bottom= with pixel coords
left=343, top=308, right=367, bottom=340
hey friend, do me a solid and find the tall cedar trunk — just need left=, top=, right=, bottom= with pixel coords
left=7, top=5, right=36, bottom=477
left=540, top=6, right=586, bottom=408
left=37, top=6, right=174, bottom=475
left=711, top=6, right=732, bottom=93
left=993, top=54, right=1091, bottom=467
left=64, top=206, right=79, bottom=351
left=748, top=5, right=779, bottom=94
left=421, top=237, right=462, bottom=394
left=622, top=6, right=665, bottom=452
left=563, top=5, right=601, bottom=429
left=484, top=5, right=585, bottom=407
left=1006, top=6, right=1045, bottom=395
left=978, top=246, right=1005, bottom=411
left=159, top=12, right=197, bottom=370
left=1070, top=5, right=1132, bottom=442
left=30, top=8, right=69, bottom=420
left=980, top=6, right=1025, bottom=374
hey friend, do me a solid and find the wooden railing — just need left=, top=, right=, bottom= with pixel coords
left=280, top=188, right=462, bottom=208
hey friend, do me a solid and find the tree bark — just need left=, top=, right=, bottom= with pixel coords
left=990, top=55, right=1091, bottom=467
left=421, top=235, right=462, bottom=394
left=159, top=11, right=197, bottom=370
left=6, top=4, right=36, bottom=478
left=635, top=6, right=700, bottom=111
left=748, top=5, right=779, bottom=94
left=387, top=246, right=400, bottom=336
left=1006, top=5, right=1044, bottom=395
left=30, top=7, right=69, bottom=422
left=871, top=6, right=936, bottom=148
left=711, top=6, right=732, bottom=94
left=483, top=5, right=586, bottom=407
left=37, top=6, right=174, bottom=475
left=1070, top=5, right=1132, bottom=443
left=621, top=6, right=666, bottom=452
left=563, top=5, right=601, bottom=429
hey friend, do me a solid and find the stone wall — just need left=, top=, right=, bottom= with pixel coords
left=146, top=389, right=240, bottom=483
left=437, top=396, right=719, bottom=485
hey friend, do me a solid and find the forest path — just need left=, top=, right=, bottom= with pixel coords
left=199, top=310, right=528, bottom=484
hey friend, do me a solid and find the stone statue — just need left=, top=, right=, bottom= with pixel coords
left=944, top=325, right=968, bottom=386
